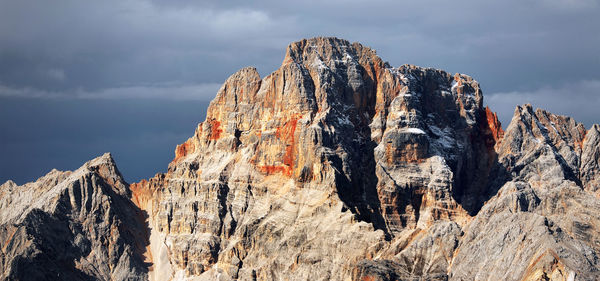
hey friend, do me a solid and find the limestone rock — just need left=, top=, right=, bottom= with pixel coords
left=496, top=104, right=587, bottom=189
left=450, top=180, right=600, bottom=280
left=2, top=37, right=599, bottom=281
left=450, top=104, right=600, bottom=281
left=128, top=37, right=506, bottom=280
left=0, top=153, right=149, bottom=281
left=581, top=124, right=600, bottom=193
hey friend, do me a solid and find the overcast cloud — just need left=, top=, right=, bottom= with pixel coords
left=1, top=0, right=599, bottom=183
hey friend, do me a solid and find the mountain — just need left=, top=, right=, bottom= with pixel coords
left=2, top=37, right=599, bottom=281
left=0, top=153, right=149, bottom=280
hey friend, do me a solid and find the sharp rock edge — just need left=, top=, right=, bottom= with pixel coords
left=2, top=37, right=599, bottom=281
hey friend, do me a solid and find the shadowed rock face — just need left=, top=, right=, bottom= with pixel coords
left=2, top=37, right=599, bottom=281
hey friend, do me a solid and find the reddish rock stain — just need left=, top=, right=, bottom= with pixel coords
left=207, top=119, right=223, bottom=140
left=484, top=106, right=504, bottom=142
left=173, top=141, right=192, bottom=163
left=258, top=115, right=300, bottom=177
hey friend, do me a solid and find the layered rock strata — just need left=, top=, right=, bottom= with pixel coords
left=0, top=153, right=149, bottom=280
left=2, top=37, right=599, bottom=281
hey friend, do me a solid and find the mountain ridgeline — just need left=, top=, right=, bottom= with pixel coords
left=2, top=37, right=599, bottom=281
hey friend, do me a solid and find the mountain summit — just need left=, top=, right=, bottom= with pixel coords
left=2, top=37, right=599, bottom=281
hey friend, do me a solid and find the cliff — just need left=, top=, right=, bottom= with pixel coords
left=2, top=37, right=599, bottom=281
left=0, top=153, right=149, bottom=280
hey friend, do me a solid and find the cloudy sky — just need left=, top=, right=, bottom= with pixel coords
left=1, top=0, right=599, bottom=184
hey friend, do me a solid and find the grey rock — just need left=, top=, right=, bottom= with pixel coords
left=581, top=124, right=600, bottom=193
left=0, top=153, right=150, bottom=281
left=2, top=37, right=599, bottom=281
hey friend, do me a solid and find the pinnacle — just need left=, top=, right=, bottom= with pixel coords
left=87, top=152, right=116, bottom=167
left=0, top=180, right=16, bottom=189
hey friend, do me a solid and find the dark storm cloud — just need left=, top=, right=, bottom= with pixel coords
left=0, top=0, right=295, bottom=97
left=487, top=80, right=600, bottom=128
left=2, top=0, right=599, bottom=101
left=1, top=0, right=599, bottom=184
left=0, top=97, right=209, bottom=184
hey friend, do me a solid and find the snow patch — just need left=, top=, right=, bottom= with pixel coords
left=336, top=115, right=353, bottom=126
left=402, top=128, right=426, bottom=134
left=312, top=56, right=328, bottom=70
left=450, top=80, right=459, bottom=92
left=386, top=68, right=411, bottom=84
left=429, top=125, right=456, bottom=149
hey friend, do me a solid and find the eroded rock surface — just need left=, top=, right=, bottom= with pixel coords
left=452, top=105, right=600, bottom=280
left=2, top=37, right=599, bottom=281
left=126, top=37, right=506, bottom=280
left=0, top=153, right=149, bottom=280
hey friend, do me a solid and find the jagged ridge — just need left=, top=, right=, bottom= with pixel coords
left=0, top=153, right=150, bottom=280
left=1, top=37, right=599, bottom=281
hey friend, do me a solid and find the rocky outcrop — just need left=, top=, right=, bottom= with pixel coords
left=496, top=104, right=588, bottom=188
left=581, top=124, right=600, bottom=194
left=2, top=37, right=599, bottom=281
left=451, top=105, right=600, bottom=280
left=0, top=153, right=149, bottom=281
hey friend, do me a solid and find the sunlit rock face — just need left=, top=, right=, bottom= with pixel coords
left=2, top=37, right=599, bottom=281
left=451, top=105, right=600, bottom=281
left=0, top=153, right=149, bottom=281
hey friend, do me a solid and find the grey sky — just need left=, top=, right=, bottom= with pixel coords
left=1, top=0, right=599, bottom=183
left=0, top=98, right=208, bottom=184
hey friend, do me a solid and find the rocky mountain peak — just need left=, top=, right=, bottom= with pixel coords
left=497, top=103, right=592, bottom=190
left=85, top=151, right=116, bottom=168
left=2, top=37, right=599, bottom=281
left=84, top=152, right=129, bottom=195
left=283, top=37, right=383, bottom=68
left=0, top=179, right=16, bottom=189
left=129, top=36, right=515, bottom=279
left=0, top=152, right=149, bottom=280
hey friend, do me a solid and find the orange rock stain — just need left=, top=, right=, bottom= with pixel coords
left=485, top=106, right=504, bottom=142
left=276, top=115, right=300, bottom=170
left=575, top=130, right=587, bottom=150
left=172, top=139, right=194, bottom=163
left=207, top=119, right=223, bottom=140
left=258, top=165, right=289, bottom=175
left=129, top=179, right=148, bottom=208
left=2, top=228, right=17, bottom=253
left=258, top=115, right=300, bottom=177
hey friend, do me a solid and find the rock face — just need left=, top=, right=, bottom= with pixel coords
left=452, top=105, right=600, bottom=280
left=2, top=37, right=599, bottom=281
left=0, top=153, right=149, bottom=280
